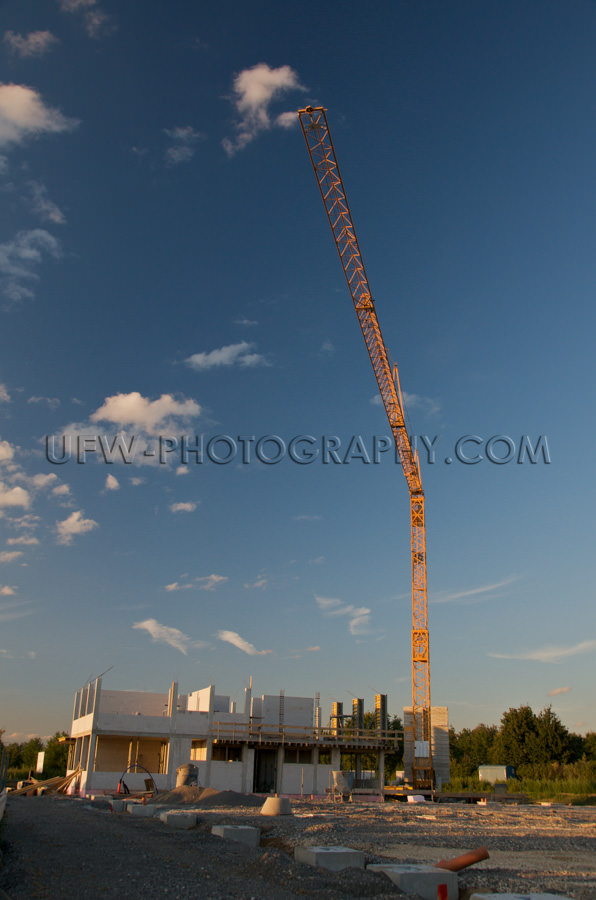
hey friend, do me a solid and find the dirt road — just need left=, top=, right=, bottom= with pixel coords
left=1, top=793, right=594, bottom=898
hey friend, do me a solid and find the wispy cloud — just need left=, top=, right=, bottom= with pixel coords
left=57, top=0, right=113, bottom=38
left=548, top=686, right=571, bottom=697
left=133, top=618, right=199, bottom=654
left=27, top=181, right=66, bottom=225
left=315, top=595, right=372, bottom=636
left=432, top=575, right=519, bottom=605
left=217, top=629, right=272, bottom=656
left=243, top=576, right=267, bottom=590
left=292, top=514, right=321, bottom=522
left=0, top=551, right=23, bottom=564
left=3, top=30, right=59, bottom=57
left=371, top=390, right=440, bottom=417
left=222, top=63, right=306, bottom=156
left=0, top=599, right=32, bottom=621
left=56, top=510, right=98, bottom=544
left=0, top=230, right=62, bottom=304
left=185, top=341, right=269, bottom=371
left=489, top=640, right=596, bottom=664
left=28, top=395, right=61, bottom=410
left=164, top=125, right=205, bottom=166
left=197, top=574, right=227, bottom=591
left=234, top=316, right=258, bottom=327
left=169, top=501, right=197, bottom=513
left=0, top=384, right=9, bottom=403
left=105, top=474, right=119, bottom=491
left=0, top=84, right=79, bottom=149
left=165, top=581, right=193, bottom=593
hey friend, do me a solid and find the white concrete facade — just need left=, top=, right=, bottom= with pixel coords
left=68, top=677, right=399, bottom=797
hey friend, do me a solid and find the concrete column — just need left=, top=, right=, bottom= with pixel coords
left=276, top=746, right=284, bottom=793
left=312, top=747, right=319, bottom=795
left=377, top=750, right=385, bottom=789
left=331, top=747, right=341, bottom=771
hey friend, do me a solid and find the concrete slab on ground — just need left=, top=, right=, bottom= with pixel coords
left=367, top=863, right=458, bottom=900
left=160, top=810, right=197, bottom=829
left=469, top=894, right=573, bottom=899
left=211, top=825, right=260, bottom=848
left=295, top=845, right=365, bottom=872
left=128, top=803, right=157, bottom=817
left=110, top=799, right=126, bottom=813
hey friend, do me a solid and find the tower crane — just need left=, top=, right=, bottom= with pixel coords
left=298, top=106, right=433, bottom=790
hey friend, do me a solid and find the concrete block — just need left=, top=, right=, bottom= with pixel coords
left=159, top=810, right=197, bottom=829
left=128, top=803, right=157, bottom=817
left=469, top=895, right=573, bottom=899
left=261, top=796, right=292, bottom=816
left=110, top=799, right=127, bottom=813
left=367, top=863, right=458, bottom=900
left=295, top=845, right=365, bottom=872
left=211, top=825, right=261, bottom=848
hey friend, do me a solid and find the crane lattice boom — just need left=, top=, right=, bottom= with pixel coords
left=298, top=106, right=433, bottom=789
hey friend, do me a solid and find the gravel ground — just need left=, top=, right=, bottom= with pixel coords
left=1, top=792, right=595, bottom=899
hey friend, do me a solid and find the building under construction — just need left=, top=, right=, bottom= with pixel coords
left=67, top=676, right=423, bottom=797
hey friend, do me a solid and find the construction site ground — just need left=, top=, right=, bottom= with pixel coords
left=0, top=788, right=594, bottom=899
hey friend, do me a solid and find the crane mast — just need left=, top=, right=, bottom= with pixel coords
left=298, top=106, right=433, bottom=790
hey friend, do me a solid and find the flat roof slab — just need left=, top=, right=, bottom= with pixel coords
left=211, top=825, right=261, bottom=848
left=367, top=863, right=458, bottom=900
left=295, top=846, right=365, bottom=872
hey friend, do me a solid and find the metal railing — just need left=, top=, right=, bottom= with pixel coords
left=210, top=721, right=401, bottom=748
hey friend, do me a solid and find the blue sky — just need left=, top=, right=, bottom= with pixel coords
left=1, top=0, right=595, bottom=742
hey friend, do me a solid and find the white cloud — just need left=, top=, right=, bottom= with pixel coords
left=0, top=229, right=62, bottom=303
left=0, top=384, right=9, bottom=402
left=130, top=477, right=144, bottom=486
left=169, top=501, right=197, bottom=513
left=28, top=181, right=66, bottom=225
left=175, top=466, right=189, bottom=476
left=105, top=473, right=119, bottom=491
left=163, top=125, right=205, bottom=166
left=185, top=341, right=268, bottom=371
left=432, top=576, right=518, bottom=605
left=56, top=509, right=98, bottom=544
left=243, top=576, right=267, bottom=590
left=0, top=480, right=30, bottom=508
left=548, top=686, right=571, bottom=697
left=52, top=483, right=70, bottom=497
left=28, top=394, right=61, bottom=409
left=234, top=316, right=258, bottom=327
left=3, top=31, right=59, bottom=57
left=90, top=391, right=200, bottom=435
left=196, top=574, right=228, bottom=591
left=217, top=629, right=272, bottom=656
left=0, top=441, right=15, bottom=463
left=133, top=618, right=192, bottom=654
left=6, top=536, right=38, bottom=546
left=0, top=551, right=23, bottom=563
left=165, top=581, right=193, bottom=593
left=57, top=0, right=112, bottom=38
left=0, top=84, right=79, bottom=149
left=30, top=473, right=58, bottom=489
left=0, top=585, right=16, bottom=595
left=489, top=640, right=596, bottom=664
left=222, top=63, right=306, bottom=156
left=315, top=594, right=372, bottom=636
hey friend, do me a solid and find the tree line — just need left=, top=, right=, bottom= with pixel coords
left=0, top=730, right=69, bottom=780
left=449, top=704, right=596, bottom=784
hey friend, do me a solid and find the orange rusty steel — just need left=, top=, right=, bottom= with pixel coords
left=298, top=106, right=432, bottom=790
left=434, top=846, right=490, bottom=871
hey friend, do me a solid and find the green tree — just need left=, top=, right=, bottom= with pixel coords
left=43, top=732, right=69, bottom=777
left=21, top=737, right=44, bottom=771
left=583, top=732, right=596, bottom=760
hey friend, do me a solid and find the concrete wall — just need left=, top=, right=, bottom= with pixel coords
left=255, top=695, right=313, bottom=728
left=209, top=761, right=243, bottom=792
left=99, top=690, right=168, bottom=716
left=403, top=706, right=450, bottom=786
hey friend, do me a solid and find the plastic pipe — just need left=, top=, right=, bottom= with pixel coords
left=434, top=845, right=489, bottom=871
